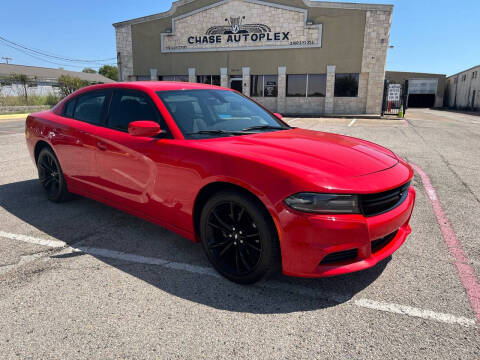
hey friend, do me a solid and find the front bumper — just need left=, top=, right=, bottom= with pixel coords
left=277, top=187, right=416, bottom=278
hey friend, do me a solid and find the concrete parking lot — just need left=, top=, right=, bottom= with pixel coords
left=1, top=108, right=479, bottom=359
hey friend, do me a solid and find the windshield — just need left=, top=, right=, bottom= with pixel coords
left=156, top=89, right=289, bottom=139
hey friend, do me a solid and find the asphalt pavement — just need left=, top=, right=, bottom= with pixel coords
left=0, top=109, right=479, bottom=359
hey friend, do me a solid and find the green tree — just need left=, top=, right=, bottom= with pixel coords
left=57, top=75, right=89, bottom=97
left=9, top=73, right=29, bottom=104
left=82, top=67, right=97, bottom=74
left=98, top=65, right=118, bottom=81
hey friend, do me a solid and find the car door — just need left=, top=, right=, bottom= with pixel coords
left=94, top=89, right=179, bottom=224
left=57, top=90, right=111, bottom=196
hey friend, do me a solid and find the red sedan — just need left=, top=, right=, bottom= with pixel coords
left=25, top=82, right=415, bottom=284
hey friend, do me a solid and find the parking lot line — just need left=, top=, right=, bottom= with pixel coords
left=0, top=231, right=66, bottom=248
left=0, top=230, right=476, bottom=327
left=348, top=119, right=357, bottom=127
left=411, top=164, right=480, bottom=325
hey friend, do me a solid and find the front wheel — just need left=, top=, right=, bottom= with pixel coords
left=37, top=147, right=71, bottom=202
left=200, top=190, right=280, bottom=284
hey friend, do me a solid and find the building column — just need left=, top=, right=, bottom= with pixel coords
left=277, top=66, right=286, bottom=114
left=358, top=72, right=369, bottom=112
left=220, top=67, right=228, bottom=88
left=115, top=24, right=133, bottom=82
left=150, top=69, right=158, bottom=81
left=242, top=67, right=250, bottom=97
left=361, top=9, right=392, bottom=114
left=188, top=68, right=196, bottom=83
left=325, top=65, right=336, bottom=114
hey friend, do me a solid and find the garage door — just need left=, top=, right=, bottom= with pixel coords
left=408, top=79, right=438, bottom=108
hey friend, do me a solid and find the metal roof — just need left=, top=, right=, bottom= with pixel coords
left=0, top=63, right=116, bottom=83
left=446, top=65, right=480, bottom=79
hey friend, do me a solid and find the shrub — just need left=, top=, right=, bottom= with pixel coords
left=57, top=75, right=89, bottom=97
left=45, top=93, right=60, bottom=106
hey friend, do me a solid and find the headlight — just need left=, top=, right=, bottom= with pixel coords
left=284, top=193, right=360, bottom=214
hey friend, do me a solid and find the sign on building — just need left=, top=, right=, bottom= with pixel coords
left=387, top=84, right=401, bottom=101
left=161, top=0, right=323, bottom=53
left=408, top=79, right=438, bottom=95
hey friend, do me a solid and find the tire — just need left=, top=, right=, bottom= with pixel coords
left=200, top=190, right=281, bottom=284
left=37, top=147, right=71, bottom=202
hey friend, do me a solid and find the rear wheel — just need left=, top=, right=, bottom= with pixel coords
left=37, top=147, right=71, bottom=202
left=200, top=190, right=280, bottom=284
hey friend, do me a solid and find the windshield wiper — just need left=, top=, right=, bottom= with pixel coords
left=241, top=125, right=289, bottom=132
left=186, top=130, right=249, bottom=136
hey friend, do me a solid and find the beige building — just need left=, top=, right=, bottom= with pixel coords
left=385, top=71, right=446, bottom=108
left=113, top=0, right=393, bottom=115
left=445, top=65, right=480, bottom=111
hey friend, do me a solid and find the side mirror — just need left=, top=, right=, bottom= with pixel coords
left=273, top=113, right=283, bottom=120
left=128, top=121, right=163, bottom=137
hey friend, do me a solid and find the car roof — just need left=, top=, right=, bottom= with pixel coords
left=77, top=81, right=232, bottom=93
left=51, top=81, right=235, bottom=115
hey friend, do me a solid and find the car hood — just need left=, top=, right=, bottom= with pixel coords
left=204, top=128, right=399, bottom=178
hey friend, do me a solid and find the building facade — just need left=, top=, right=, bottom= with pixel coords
left=385, top=71, right=446, bottom=108
left=445, top=65, right=480, bottom=111
left=114, top=0, right=393, bottom=115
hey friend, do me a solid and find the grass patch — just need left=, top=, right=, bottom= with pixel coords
left=0, top=94, right=60, bottom=107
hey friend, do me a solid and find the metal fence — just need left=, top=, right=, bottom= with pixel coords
left=382, top=80, right=408, bottom=116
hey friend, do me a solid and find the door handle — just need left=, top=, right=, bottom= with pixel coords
left=97, top=141, right=107, bottom=151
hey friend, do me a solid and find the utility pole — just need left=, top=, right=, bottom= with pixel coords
left=1, top=57, right=12, bottom=64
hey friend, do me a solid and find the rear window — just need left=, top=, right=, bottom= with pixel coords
left=74, top=92, right=107, bottom=125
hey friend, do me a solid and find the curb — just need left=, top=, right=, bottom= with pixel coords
left=0, top=113, right=30, bottom=120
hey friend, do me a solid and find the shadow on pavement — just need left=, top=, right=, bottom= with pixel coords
left=0, top=179, right=389, bottom=314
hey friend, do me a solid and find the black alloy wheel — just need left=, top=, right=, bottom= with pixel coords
left=37, top=148, right=71, bottom=202
left=200, top=190, right=280, bottom=284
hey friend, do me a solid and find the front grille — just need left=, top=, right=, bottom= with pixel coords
left=371, top=231, right=398, bottom=253
left=320, top=248, right=358, bottom=265
left=360, top=182, right=410, bottom=217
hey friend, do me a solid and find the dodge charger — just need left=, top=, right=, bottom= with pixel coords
left=25, top=82, right=415, bottom=284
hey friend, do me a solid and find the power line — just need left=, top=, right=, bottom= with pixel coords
left=0, top=40, right=116, bottom=69
left=0, top=35, right=116, bottom=64
left=0, top=40, right=116, bottom=67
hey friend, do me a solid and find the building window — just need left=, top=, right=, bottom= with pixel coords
left=160, top=75, right=189, bottom=82
left=462, top=74, right=466, bottom=81
left=287, top=75, right=307, bottom=97
left=287, top=74, right=327, bottom=97
left=308, top=74, right=327, bottom=97
left=473, top=71, right=478, bottom=79
left=250, top=75, right=278, bottom=97
left=334, top=73, right=359, bottom=97
left=197, top=75, right=221, bottom=86
left=250, top=75, right=262, bottom=97
left=136, top=75, right=151, bottom=81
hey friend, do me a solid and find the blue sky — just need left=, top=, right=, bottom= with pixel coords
left=0, top=0, right=478, bottom=76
